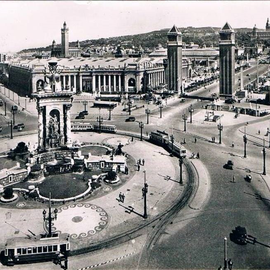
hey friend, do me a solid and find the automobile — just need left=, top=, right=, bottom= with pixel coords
left=230, top=226, right=247, bottom=245
left=224, top=160, right=234, bottom=170
left=11, top=105, right=18, bottom=111
left=180, top=98, right=186, bottom=103
left=245, top=174, right=252, bottom=182
left=14, top=123, right=25, bottom=129
left=125, top=116, right=136, bottom=122
left=79, top=110, right=88, bottom=116
left=18, top=126, right=23, bottom=132
left=75, top=114, right=85, bottom=119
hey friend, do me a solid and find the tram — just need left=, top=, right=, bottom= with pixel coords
left=3, top=233, right=70, bottom=266
left=93, top=124, right=117, bottom=133
left=71, top=122, right=93, bottom=131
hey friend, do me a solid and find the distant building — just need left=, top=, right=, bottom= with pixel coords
left=51, top=22, right=82, bottom=58
left=219, top=22, right=236, bottom=99
left=251, top=19, right=270, bottom=42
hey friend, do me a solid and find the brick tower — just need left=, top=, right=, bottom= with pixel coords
left=219, top=22, right=235, bottom=99
left=167, top=25, right=183, bottom=95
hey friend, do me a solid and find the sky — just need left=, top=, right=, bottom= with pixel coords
left=1, top=1, right=270, bottom=53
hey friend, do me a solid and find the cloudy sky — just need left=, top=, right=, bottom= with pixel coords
left=1, top=1, right=269, bottom=52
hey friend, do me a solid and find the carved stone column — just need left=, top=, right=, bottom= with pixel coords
left=65, top=104, right=72, bottom=146
left=37, top=106, right=44, bottom=151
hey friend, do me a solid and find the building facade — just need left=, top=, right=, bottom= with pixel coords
left=167, top=25, right=183, bottom=95
left=219, top=22, right=235, bottom=99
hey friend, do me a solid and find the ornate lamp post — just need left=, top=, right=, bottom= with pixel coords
left=182, top=113, right=188, bottom=132
left=179, top=149, right=186, bottom=185
left=188, top=105, right=194, bottom=123
left=139, top=121, right=144, bottom=141
left=159, top=104, right=163, bottom=118
left=43, top=193, right=58, bottom=237
left=217, top=122, right=223, bottom=144
left=142, top=170, right=148, bottom=219
left=145, top=108, right=151, bottom=124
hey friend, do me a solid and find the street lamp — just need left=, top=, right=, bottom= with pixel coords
left=96, top=115, right=103, bottom=133
left=170, top=134, right=174, bottom=156
left=159, top=104, right=163, bottom=118
left=188, top=105, right=194, bottom=123
left=224, top=237, right=228, bottom=270
left=7, top=120, right=13, bottom=139
left=263, top=139, right=266, bottom=175
left=42, top=193, right=58, bottom=237
left=145, top=108, right=151, bottom=124
left=182, top=113, right=188, bottom=132
left=179, top=149, right=186, bottom=185
left=11, top=106, right=18, bottom=125
left=217, top=122, right=223, bottom=144
left=142, top=170, right=148, bottom=219
left=243, top=125, right=248, bottom=158
left=127, top=97, right=132, bottom=115
left=139, top=121, right=144, bottom=141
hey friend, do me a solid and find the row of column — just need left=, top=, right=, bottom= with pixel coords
left=93, top=74, right=122, bottom=92
left=148, top=71, right=165, bottom=87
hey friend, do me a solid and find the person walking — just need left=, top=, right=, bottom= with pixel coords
left=142, top=159, right=145, bottom=166
left=197, top=152, right=200, bottom=159
left=138, top=164, right=140, bottom=171
left=194, top=137, right=197, bottom=143
left=122, top=193, right=125, bottom=203
left=232, top=175, right=235, bottom=183
left=228, top=259, right=233, bottom=270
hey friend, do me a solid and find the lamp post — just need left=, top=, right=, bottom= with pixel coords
left=127, top=97, right=132, bottom=115
left=159, top=104, right=163, bottom=118
left=8, top=120, right=13, bottom=139
left=96, top=115, right=103, bottom=133
left=25, top=95, right=28, bottom=110
left=142, top=170, right=148, bottom=219
left=108, top=106, right=113, bottom=120
left=188, top=105, right=194, bottom=123
left=11, top=106, right=18, bottom=125
left=217, top=122, right=223, bottom=144
left=179, top=150, right=186, bottom=185
left=145, top=108, right=151, bottom=124
left=139, top=121, right=144, bottom=141
left=3, top=100, right=6, bottom=116
left=170, top=134, right=174, bottom=156
left=42, top=193, right=58, bottom=237
left=182, top=113, right=188, bottom=132
left=263, top=139, right=266, bottom=175
left=82, top=100, right=88, bottom=112
left=243, top=125, right=247, bottom=158
left=224, top=237, right=228, bottom=270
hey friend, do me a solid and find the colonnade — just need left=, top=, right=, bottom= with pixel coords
left=148, top=71, right=165, bottom=87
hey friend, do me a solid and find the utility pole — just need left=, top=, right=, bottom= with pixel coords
left=139, top=121, right=144, bottom=141
left=43, top=193, right=58, bottom=237
left=142, top=171, right=148, bottom=219
left=217, top=122, right=223, bottom=144
left=263, top=139, right=266, bottom=175
left=145, top=108, right=150, bottom=124
left=182, top=113, right=187, bottom=132
left=188, top=105, right=194, bottom=123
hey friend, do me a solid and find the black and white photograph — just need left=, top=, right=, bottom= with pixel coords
left=0, top=1, right=270, bottom=269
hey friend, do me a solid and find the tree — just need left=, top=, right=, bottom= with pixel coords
left=3, top=187, right=14, bottom=199
left=107, top=170, right=117, bottom=180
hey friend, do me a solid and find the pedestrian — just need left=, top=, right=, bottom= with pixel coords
left=228, top=259, right=233, bottom=270
left=122, top=193, right=125, bottom=203
left=194, top=137, right=197, bottom=143
left=232, top=175, right=235, bottom=183
left=232, top=142, right=234, bottom=147
left=183, top=138, right=186, bottom=144
left=142, top=159, right=145, bottom=166
left=138, top=164, right=140, bottom=171
left=131, top=136, right=134, bottom=142
left=197, top=152, right=200, bottom=159
left=218, top=266, right=223, bottom=270
left=119, top=192, right=123, bottom=202
left=258, top=130, right=260, bottom=135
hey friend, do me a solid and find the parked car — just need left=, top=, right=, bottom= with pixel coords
left=75, top=114, right=85, bottom=119
left=224, top=160, right=234, bottom=170
left=13, top=123, right=25, bottom=129
left=125, top=116, right=136, bottom=122
left=230, top=226, right=247, bottom=245
left=245, top=174, right=252, bottom=182
left=80, top=111, right=88, bottom=115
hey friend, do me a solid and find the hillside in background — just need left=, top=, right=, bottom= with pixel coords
left=18, top=26, right=256, bottom=54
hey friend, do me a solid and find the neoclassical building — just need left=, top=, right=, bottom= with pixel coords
left=251, top=19, right=270, bottom=42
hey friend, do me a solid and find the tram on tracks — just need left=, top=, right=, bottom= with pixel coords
left=3, top=233, right=70, bottom=266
